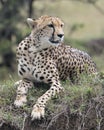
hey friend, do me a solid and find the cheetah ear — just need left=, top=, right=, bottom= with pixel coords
left=27, top=18, right=37, bottom=29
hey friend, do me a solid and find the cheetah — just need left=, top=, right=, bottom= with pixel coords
left=14, top=15, right=97, bottom=120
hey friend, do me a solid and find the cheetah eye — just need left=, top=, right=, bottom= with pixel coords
left=48, top=24, right=54, bottom=28
left=61, top=24, right=64, bottom=27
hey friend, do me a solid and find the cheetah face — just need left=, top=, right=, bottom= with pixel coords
left=27, top=15, right=64, bottom=48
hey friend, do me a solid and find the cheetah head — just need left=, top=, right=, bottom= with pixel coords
left=27, top=15, right=64, bottom=48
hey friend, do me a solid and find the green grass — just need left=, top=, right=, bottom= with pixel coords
left=0, top=73, right=104, bottom=129
left=0, top=80, right=15, bottom=106
left=0, top=79, right=23, bottom=128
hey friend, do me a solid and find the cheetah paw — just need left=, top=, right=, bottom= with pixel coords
left=14, top=95, right=27, bottom=107
left=31, top=105, right=45, bottom=120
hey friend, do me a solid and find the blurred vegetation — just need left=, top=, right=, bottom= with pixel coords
left=0, top=0, right=104, bottom=77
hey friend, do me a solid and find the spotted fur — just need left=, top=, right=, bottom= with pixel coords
left=14, top=15, right=97, bottom=120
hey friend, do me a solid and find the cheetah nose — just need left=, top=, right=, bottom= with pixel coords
left=57, top=34, right=64, bottom=38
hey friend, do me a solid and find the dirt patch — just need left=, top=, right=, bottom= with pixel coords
left=0, top=120, right=20, bottom=130
left=1, top=96, right=104, bottom=130
left=22, top=96, right=104, bottom=130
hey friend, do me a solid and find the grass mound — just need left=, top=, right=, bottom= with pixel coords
left=0, top=73, right=104, bottom=129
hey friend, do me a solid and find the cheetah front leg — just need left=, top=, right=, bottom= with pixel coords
left=31, top=79, right=64, bottom=120
left=14, top=79, right=33, bottom=107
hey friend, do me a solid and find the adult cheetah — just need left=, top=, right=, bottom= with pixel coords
left=14, top=15, right=97, bottom=120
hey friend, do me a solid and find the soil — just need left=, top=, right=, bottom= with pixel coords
left=0, top=96, right=104, bottom=130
